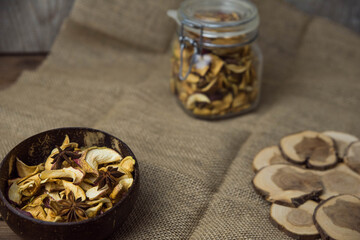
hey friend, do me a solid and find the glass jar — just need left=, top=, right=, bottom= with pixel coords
left=168, top=0, right=262, bottom=120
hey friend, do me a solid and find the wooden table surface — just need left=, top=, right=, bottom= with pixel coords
left=0, top=0, right=358, bottom=53
left=0, top=0, right=359, bottom=239
left=0, top=55, right=46, bottom=90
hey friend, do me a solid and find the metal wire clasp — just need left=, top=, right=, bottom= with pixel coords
left=178, top=22, right=204, bottom=81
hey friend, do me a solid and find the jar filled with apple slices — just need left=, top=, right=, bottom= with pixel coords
left=168, top=0, right=263, bottom=119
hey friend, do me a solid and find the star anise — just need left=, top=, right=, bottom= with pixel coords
left=57, top=192, right=90, bottom=222
left=94, top=167, right=124, bottom=190
left=51, top=146, right=81, bottom=170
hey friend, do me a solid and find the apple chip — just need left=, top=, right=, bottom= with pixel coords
left=84, top=147, right=123, bottom=174
left=44, top=179, right=64, bottom=192
left=186, top=73, right=200, bottom=83
left=16, top=158, right=44, bottom=178
left=62, top=180, right=86, bottom=201
left=18, top=174, right=42, bottom=197
left=109, top=176, right=134, bottom=200
left=86, top=185, right=110, bottom=200
left=209, top=55, right=225, bottom=76
left=118, top=156, right=136, bottom=173
left=39, top=167, right=84, bottom=184
left=186, top=93, right=211, bottom=110
left=86, top=203, right=103, bottom=218
left=8, top=181, right=22, bottom=205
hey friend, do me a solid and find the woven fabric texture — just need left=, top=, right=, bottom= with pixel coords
left=1, top=0, right=359, bottom=239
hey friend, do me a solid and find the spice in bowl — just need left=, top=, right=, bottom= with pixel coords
left=7, top=135, right=135, bottom=222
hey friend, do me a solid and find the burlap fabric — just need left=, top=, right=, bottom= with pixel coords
left=1, top=0, right=360, bottom=239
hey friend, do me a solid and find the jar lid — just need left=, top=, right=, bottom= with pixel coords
left=177, top=0, right=259, bottom=40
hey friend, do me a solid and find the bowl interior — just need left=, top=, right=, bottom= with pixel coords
left=0, top=127, right=139, bottom=225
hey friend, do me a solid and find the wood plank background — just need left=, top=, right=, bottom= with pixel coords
left=0, top=0, right=73, bottom=53
left=0, top=0, right=359, bottom=53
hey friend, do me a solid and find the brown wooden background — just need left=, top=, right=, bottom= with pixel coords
left=0, top=0, right=359, bottom=53
left=0, top=0, right=74, bottom=53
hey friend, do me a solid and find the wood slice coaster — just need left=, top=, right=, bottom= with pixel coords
left=270, top=200, right=319, bottom=240
left=343, top=141, right=360, bottom=174
left=252, top=146, right=289, bottom=172
left=252, top=130, right=360, bottom=239
left=314, top=195, right=360, bottom=240
left=280, top=131, right=337, bottom=170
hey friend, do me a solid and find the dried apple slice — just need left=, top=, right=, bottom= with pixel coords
left=86, top=197, right=111, bottom=206
left=23, top=193, right=48, bottom=208
left=313, top=194, right=360, bottom=240
left=39, top=167, right=84, bottom=184
left=232, top=92, right=248, bottom=108
left=8, top=175, right=42, bottom=204
left=84, top=148, right=122, bottom=174
left=8, top=178, right=20, bottom=186
left=270, top=200, right=319, bottom=239
left=193, top=107, right=211, bottom=116
left=109, top=176, right=133, bottom=200
left=199, top=78, right=218, bottom=93
left=22, top=205, right=47, bottom=221
left=44, top=207, right=58, bottom=222
left=44, top=179, right=64, bottom=192
left=62, top=180, right=86, bottom=201
left=172, top=42, right=193, bottom=60
left=86, top=185, right=110, bottom=200
left=59, top=190, right=66, bottom=200
left=79, top=182, right=93, bottom=191
left=118, top=156, right=135, bottom=173
left=209, top=54, right=224, bottom=76
left=21, top=194, right=49, bottom=220
left=83, top=175, right=98, bottom=185
left=186, top=73, right=200, bottom=83
left=280, top=131, right=337, bottom=170
left=85, top=203, right=103, bottom=218
left=74, top=147, right=98, bottom=175
left=105, top=156, right=135, bottom=175
left=343, top=141, right=360, bottom=174
left=186, top=93, right=211, bottom=110
left=323, top=131, right=358, bottom=158
left=225, top=64, right=247, bottom=74
left=16, top=158, right=44, bottom=178
left=86, top=197, right=112, bottom=212
left=320, top=163, right=360, bottom=200
left=48, top=192, right=62, bottom=201
left=8, top=181, right=22, bottom=204
left=66, top=167, right=85, bottom=183
left=221, top=93, right=233, bottom=110
left=252, top=146, right=289, bottom=172
left=253, top=164, right=323, bottom=207
left=17, top=174, right=42, bottom=197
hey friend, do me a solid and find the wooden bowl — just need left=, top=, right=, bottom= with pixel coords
left=0, top=127, right=140, bottom=240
